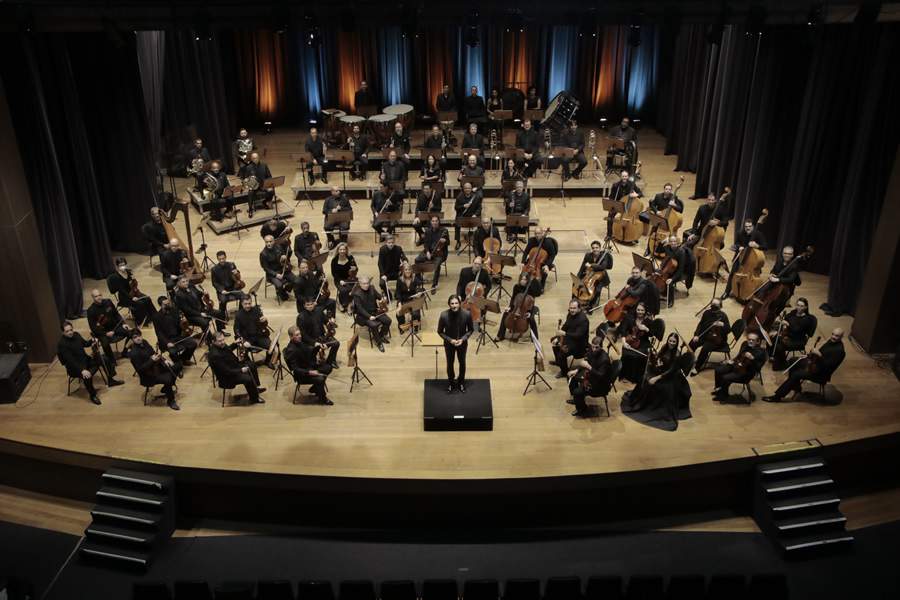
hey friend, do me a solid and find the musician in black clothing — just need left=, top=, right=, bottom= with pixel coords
left=713, top=332, right=767, bottom=401
left=626, top=265, right=661, bottom=316
left=160, top=238, right=187, bottom=291
left=86, top=289, right=132, bottom=364
left=322, top=185, right=352, bottom=248
left=174, top=276, right=226, bottom=335
left=560, top=121, right=587, bottom=180
left=415, top=182, right=442, bottom=220
left=472, top=218, right=501, bottom=260
left=209, top=251, right=244, bottom=313
left=207, top=331, right=265, bottom=404
left=234, top=296, right=272, bottom=362
left=689, top=299, right=730, bottom=373
left=461, top=122, right=486, bottom=168
left=438, top=295, right=475, bottom=393
left=613, top=302, right=663, bottom=384
left=521, top=228, right=559, bottom=290
left=153, top=296, right=198, bottom=365
left=395, top=264, right=425, bottom=332
left=348, top=123, right=369, bottom=180
left=377, top=235, right=408, bottom=293
left=142, top=207, right=169, bottom=258
left=688, top=192, right=731, bottom=238
left=609, top=117, right=637, bottom=143
left=389, top=122, right=411, bottom=165
left=605, top=170, right=638, bottom=238
left=380, top=149, right=407, bottom=190
left=496, top=272, right=541, bottom=341
left=58, top=321, right=122, bottom=404
left=297, top=297, right=340, bottom=368
left=551, top=300, right=590, bottom=378
left=372, top=183, right=402, bottom=238
left=526, top=86, right=542, bottom=110
left=107, top=258, right=156, bottom=327
left=354, top=80, right=376, bottom=111
left=352, top=277, right=391, bottom=352
left=415, top=216, right=450, bottom=292
left=239, top=151, right=273, bottom=209
left=205, top=161, right=229, bottom=221
left=453, top=182, right=483, bottom=248
left=458, top=154, right=485, bottom=189
left=659, top=236, right=688, bottom=309
left=304, top=128, right=328, bottom=183
left=720, top=218, right=768, bottom=300
left=284, top=326, right=333, bottom=404
left=765, top=328, right=846, bottom=403
left=232, top=128, right=255, bottom=170
left=293, top=259, right=336, bottom=317
left=423, top=127, right=448, bottom=170
left=187, top=138, right=211, bottom=191
left=463, top=86, right=487, bottom=125
left=293, top=221, right=320, bottom=261
left=436, top=84, right=455, bottom=112
left=567, top=337, right=614, bottom=417
left=456, top=256, right=493, bottom=301
left=504, top=180, right=531, bottom=240
left=769, top=246, right=802, bottom=290
left=576, top=240, right=614, bottom=309
left=768, top=297, right=818, bottom=371
left=260, top=217, right=292, bottom=246
left=515, top=119, right=542, bottom=177
left=640, top=181, right=684, bottom=246
left=129, top=330, right=182, bottom=410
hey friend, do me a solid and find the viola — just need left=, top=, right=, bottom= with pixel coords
left=742, top=246, right=814, bottom=334
left=522, top=227, right=551, bottom=279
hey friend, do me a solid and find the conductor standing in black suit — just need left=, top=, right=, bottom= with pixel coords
left=438, top=295, right=475, bottom=394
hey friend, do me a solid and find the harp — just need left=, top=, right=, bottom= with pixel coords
left=163, top=198, right=206, bottom=284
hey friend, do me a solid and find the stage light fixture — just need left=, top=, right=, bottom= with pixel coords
left=272, top=4, right=291, bottom=34
left=806, top=3, right=823, bottom=26
left=465, top=9, right=480, bottom=47
left=192, top=11, right=212, bottom=42
left=627, top=10, right=644, bottom=47
left=746, top=5, right=767, bottom=37
left=303, top=11, right=321, bottom=46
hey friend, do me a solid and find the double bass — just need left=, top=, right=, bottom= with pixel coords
left=647, top=176, right=685, bottom=257
left=612, top=192, right=644, bottom=244
left=693, top=187, right=732, bottom=276
left=742, top=246, right=814, bottom=335
left=729, top=209, right=769, bottom=302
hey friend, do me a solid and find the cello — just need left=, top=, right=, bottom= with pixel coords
left=612, top=191, right=644, bottom=244
left=647, top=239, right=681, bottom=295
left=572, top=248, right=610, bottom=305
left=461, top=278, right=486, bottom=324
left=522, top=228, right=552, bottom=279
left=503, top=275, right=536, bottom=342
left=729, top=209, right=769, bottom=302
left=483, top=218, right=503, bottom=278
left=603, top=281, right=639, bottom=324
left=741, top=246, right=814, bottom=335
left=693, top=187, right=732, bottom=276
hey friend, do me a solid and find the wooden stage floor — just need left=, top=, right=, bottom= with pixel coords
left=2, top=128, right=899, bottom=484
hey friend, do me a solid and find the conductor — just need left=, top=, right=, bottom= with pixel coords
left=438, top=295, right=475, bottom=394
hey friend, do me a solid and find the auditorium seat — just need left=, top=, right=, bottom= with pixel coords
left=665, top=575, right=705, bottom=599
left=339, top=580, right=377, bottom=600
left=381, top=580, right=417, bottom=600
left=584, top=576, right=623, bottom=600
left=625, top=575, right=664, bottom=600
left=707, top=575, right=746, bottom=600
left=214, top=582, right=255, bottom=599
left=257, top=580, right=296, bottom=600
left=504, top=578, right=541, bottom=600
left=748, top=573, right=788, bottom=599
left=544, top=576, right=582, bottom=600
left=423, top=578, right=458, bottom=600
left=298, top=580, right=336, bottom=600
left=133, top=581, right=172, bottom=600
left=174, top=580, right=213, bottom=600
left=463, top=579, right=500, bottom=600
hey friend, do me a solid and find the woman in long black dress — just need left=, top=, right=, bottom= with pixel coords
left=330, top=242, right=358, bottom=312
left=620, top=332, right=694, bottom=431
left=395, top=263, right=425, bottom=332
left=612, top=302, right=659, bottom=383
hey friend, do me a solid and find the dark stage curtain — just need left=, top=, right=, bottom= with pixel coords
left=136, top=31, right=166, bottom=172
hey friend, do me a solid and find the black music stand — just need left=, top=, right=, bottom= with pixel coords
left=524, top=108, right=544, bottom=125
left=523, top=331, right=552, bottom=395
left=437, top=110, right=458, bottom=140
left=325, top=209, right=354, bottom=246
left=492, top=109, right=513, bottom=139
left=399, top=295, right=427, bottom=357
left=601, top=197, right=626, bottom=253
left=459, top=175, right=485, bottom=193
left=552, top=147, right=575, bottom=206
left=268, top=325, right=288, bottom=390
left=631, top=252, right=654, bottom=277
left=500, top=177, right=519, bottom=199
left=347, top=335, right=373, bottom=392
left=455, top=215, right=482, bottom=260
left=644, top=212, right=670, bottom=259
left=421, top=147, right=444, bottom=163
left=308, top=252, right=330, bottom=274
left=194, top=223, right=216, bottom=271
left=373, top=210, right=401, bottom=247
left=263, top=176, right=286, bottom=217
left=329, top=149, right=355, bottom=192
left=294, top=151, right=314, bottom=208
left=474, top=296, right=501, bottom=354
left=223, top=185, right=247, bottom=238
left=504, top=214, right=530, bottom=257
left=357, top=105, right=378, bottom=118
left=487, top=252, right=517, bottom=302
left=412, top=261, right=438, bottom=295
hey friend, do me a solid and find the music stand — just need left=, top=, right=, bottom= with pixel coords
left=308, top=252, right=330, bottom=273
left=263, top=176, right=286, bottom=217
left=631, top=252, right=654, bottom=278
left=373, top=210, right=401, bottom=245
left=399, top=295, right=427, bottom=357
left=524, top=108, right=544, bottom=124
left=437, top=110, right=457, bottom=126
left=421, top=147, right=443, bottom=163
left=329, top=149, right=355, bottom=192
left=601, top=197, right=626, bottom=253
left=504, top=214, right=530, bottom=257
left=223, top=185, right=247, bottom=237
left=523, top=329, right=552, bottom=395
left=487, top=252, right=517, bottom=302
left=473, top=296, right=501, bottom=354
left=325, top=210, right=354, bottom=244
left=492, top=109, right=513, bottom=139
left=412, top=260, right=438, bottom=289
left=644, top=212, right=670, bottom=258
left=294, top=151, right=314, bottom=208
left=194, top=224, right=216, bottom=272
left=455, top=215, right=482, bottom=260
left=268, top=325, right=288, bottom=390
left=459, top=175, right=485, bottom=193
left=346, top=334, right=372, bottom=392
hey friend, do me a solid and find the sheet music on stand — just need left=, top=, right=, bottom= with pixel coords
left=460, top=176, right=485, bottom=190
left=421, top=148, right=443, bottom=162
left=373, top=210, right=401, bottom=227
left=325, top=210, right=354, bottom=228
left=631, top=252, right=654, bottom=275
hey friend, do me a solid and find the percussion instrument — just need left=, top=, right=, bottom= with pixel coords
left=321, top=108, right=346, bottom=143
left=383, top=104, right=415, bottom=131
left=543, top=91, right=580, bottom=131
left=368, top=114, right=397, bottom=146
left=339, top=115, right=367, bottom=140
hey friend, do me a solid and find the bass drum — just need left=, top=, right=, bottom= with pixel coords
left=544, top=91, right=580, bottom=131
left=500, top=87, right=525, bottom=119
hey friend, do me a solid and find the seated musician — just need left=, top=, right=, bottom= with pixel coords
left=297, top=298, right=340, bottom=369
left=768, top=297, right=818, bottom=371
left=453, top=182, right=484, bottom=250
left=640, top=181, right=684, bottom=255
left=87, top=289, right=132, bottom=363
left=420, top=153, right=445, bottom=185
left=521, top=227, right=559, bottom=291
left=560, top=120, right=587, bottom=181
left=348, top=123, right=369, bottom=180
left=770, top=245, right=802, bottom=295
left=352, top=277, right=391, bottom=352
left=526, top=86, right=542, bottom=110
left=174, top=276, right=227, bottom=335
left=659, top=236, right=688, bottom=309
left=379, top=150, right=407, bottom=190
left=239, top=151, right=273, bottom=209
left=436, top=83, right=455, bottom=113
left=620, top=333, right=694, bottom=430
left=294, top=259, right=336, bottom=317
left=304, top=127, right=328, bottom=184
left=567, top=336, right=613, bottom=418
left=153, top=296, right=198, bottom=365
left=614, top=302, right=662, bottom=384
left=58, top=321, right=122, bottom=405
left=765, top=328, right=846, bottom=403
left=463, top=86, right=487, bottom=125
left=415, top=215, right=450, bottom=293
left=486, top=88, right=503, bottom=133
left=473, top=217, right=501, bottom=260
left=414, top=182, right=443, bottom=229
left=107, top=257, right=156, bottom=326
left=234, top=296, right=272, bottom=364
left=395, top=264, right=425, bottom=333
left=378, top=235, right=408, bottom=295
left=205, top=161, right=229, bottom=221
left=160, top=238, right=187, bottom=291
left=330, top=243, right=358, bottom=312
left=609, top=117, right=637, bottom=143
left=372, top=183, right=402, bottom=238
left=501, top=158, right=523, bottom=184
left=323, top=185, right=352, bottom=248
left=208, top=331, right=265, bottom=404
left=515, top=119, right=542, bottom=178
left=605, top=171, right=638, bottom=239
left=284, top=326, right=333, bottom=405
left=458, top=154, right=485, bottom=193
left=232, top=128, right=255, bottom=170
left=129, top=330, right=182, bottom=411
left=712, top=332, right=767, bottom=401
left=188, top=138, right=211, bottom=191
left=689, top=298, right=730, bottom=374
left=354, top=80, right=375, bottom=111
left=576, top=240, right=614, bottom=309
left=504, top=180, right=531, bottom=241
left=423, top=126, right=448, bottom=170
left=496, top=272, right=542, bottom=341
left=438, top=295, right=476, bottom=394
left=461, top=122, right=486, bottom=169
left=141, top=206, right=169, bottom=258
left=210, top=251, right=244, bottom=313
left=293, top=221, right=320, bottom=261
left=260, top=217, right=292, bottom=247
left=390, top=122, right=411, bottom=165
left=551, top=300, right=590, bottom=379
left=456, top=256, right=493, bottom=305
left=721, top=218, right=768, bottom=300
left=688, top=192, right=730, bottom=239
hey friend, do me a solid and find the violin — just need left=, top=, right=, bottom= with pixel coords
left=279, top=253, right=293, bottom=276
left=522, top=227, right=551, bottom=279
left=742, top=246, right=814, bottom=335
left=693, top=187, right=732, bottom=276
left=729, top=209, right=769, bottom=302
left=315, top=276, right=331, bottom=302
left=376, top=294, right=390, bottom=316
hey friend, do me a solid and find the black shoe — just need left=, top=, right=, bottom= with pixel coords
left=168, top=400, right=180, bottom=411
left=566, top=399, right=575, bottom=405
left=258, top=387, right=267, bottom=394
left=497, top=334, right=506, bottom=341
left=430, top=286, right=438, bottom=294
left=762, top=395, right=781, bottom=403
left=377, top=342, right=385, bottom=353
left=689, top=368, right=699, bottom=377
left=446, top=382, right=455, bottom=393
left=383, top=337, right=391, bottom=344
left=458, top=383, right=466, bottom=394
left=330, top=361, right=339, bottom=369
left=555, top=371, right=567, bottom=379
left=109, top=379, right=124, bottom=387
left=90, top=395, right=102, bottom=406
left=572, top=409, right=588, bottom=417
left=322, top=398, right=334, bottom=405
left=255, top=397, right=266, bottom=404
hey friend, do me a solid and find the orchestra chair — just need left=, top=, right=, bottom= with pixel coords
left=140, top=377, right=174, bottom=407
left=584, top=575, right=623, bottom=600
left=462, top=579, right=500, bottom=600
left=704, top=319, right=745, bottom=368
left=544, top=576, right=581, bottom=600
left=174, top=580, right=213, bottom=600
left=207, top=363, right=237, bottom=407
left=213, top=582, right=255, bottom=600
left=133, top=581, right=172, bottom=600
left=338, top=580, right=376, bottom=600
left=665, top=575, right=706, bottom=600
left=291, top=375, right=328, bottom=405
left=503, top=579, right=541, bottom=600
left=297, top=580, right=335, bottom=600
left=625, top=575, right=664, bottom=600
left=798, top=353, right=845, bottom=402
left=380, top=580, right=417, bottom=600
left=595, top=359, right=623, bottom=418
left=263, top=279, right=283, bottom=305
left=256, top=580, right=295, bottom=600
left=66, top=376, right=81, bottom=396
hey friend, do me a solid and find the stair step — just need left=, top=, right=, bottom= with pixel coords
left=85, top=523, right=157, bottom=545
left=775, top=510, right=847, bottom=532
left=102, top=468, right=170, bottom=491
left=769, top=493, right=841, bottom=513
left=79, top=540, right=151, bottom=567
left=91, top=503, right=162, bottom=528
left=780, top=532, right=854, bottom=552
left=764, top=474, right=833, bottom=494
left=758, top=456, right=826, bottom=476
left=96, top=485, right=167, bottom=507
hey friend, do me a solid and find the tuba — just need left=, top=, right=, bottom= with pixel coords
left=237, top=137, right=253, bottom=161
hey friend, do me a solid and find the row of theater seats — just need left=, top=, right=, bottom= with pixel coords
left=134, top=574, right=789, bottom=600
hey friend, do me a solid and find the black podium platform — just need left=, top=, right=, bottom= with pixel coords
left=423, top=379, right=493, bottom=431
